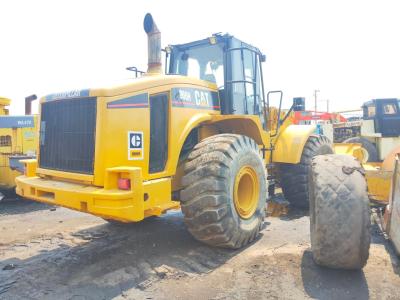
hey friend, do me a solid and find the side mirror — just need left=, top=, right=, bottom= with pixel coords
left=293, top=97, right=305, bottom=112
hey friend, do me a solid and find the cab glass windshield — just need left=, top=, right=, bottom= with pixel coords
left=170, top=43, right=224, bottom=88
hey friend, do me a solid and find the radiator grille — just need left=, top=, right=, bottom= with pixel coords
left=39, top=97, right=97, bottom=174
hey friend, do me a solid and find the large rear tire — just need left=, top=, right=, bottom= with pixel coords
left=344, top=137, right=378, bottom=162
left=180, top=134, right=267, bottom=249
left=279, top=135, right=333, bottom=208
left=309, top=154, right=370, bottom=269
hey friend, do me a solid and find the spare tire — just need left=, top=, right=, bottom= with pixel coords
left=279, top=135, right=333, bottom=208
left=344, top=137, right=378, bottom=162
left=309, top=154, right=370, bottom=269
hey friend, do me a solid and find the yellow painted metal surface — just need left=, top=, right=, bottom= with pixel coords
left=0, top=97, right=11, bottom=115
left=16, top=164, right=179, bottom=222
left=333, top=143, right=367, bottom=163
left=233, top=165, right=259, bottom=219
left=22, top=159, right=37, bottom=177
left=0, top=98, right=38, bottom=189
left=36, top=168, right=94, bottom=184
left=273, top=124, right=317, bottom=164
left=36, top=76, right=219, bottom=187
left=209, top=114, right=269, bottom=146
left=364, top=163, right=392, bottom=203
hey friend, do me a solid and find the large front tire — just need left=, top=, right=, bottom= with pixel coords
left=279, top=135, right=333, bottom=208
left=309, top=154, right=370, bottom=269
left=180, top=134, right=267, bottom=249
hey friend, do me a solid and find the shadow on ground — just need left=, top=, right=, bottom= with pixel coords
left=0, top=197, right=52, bottom=216
left=0, top=211, right=256, bottom=299
left=370, top=223, right=400, bottom=276
left=301, top=250, right=369, bottom=300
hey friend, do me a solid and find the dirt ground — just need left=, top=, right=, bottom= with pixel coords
left=0, top=197, right=399, bottom=300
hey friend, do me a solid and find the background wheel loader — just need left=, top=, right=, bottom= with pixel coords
left=0, top=95, right=37, bottom=201
left=318, top=98, right=400, bottom=161
left=343, top=98, right=400, bottom=162
left=15, top=13, right=331, bottom=249
left=314, top=98, right=400, bottom=204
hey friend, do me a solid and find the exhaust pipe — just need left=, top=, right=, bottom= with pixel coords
left=25, top=94, right=37, bottom=115
left=143, top=13, right=162, bottom=75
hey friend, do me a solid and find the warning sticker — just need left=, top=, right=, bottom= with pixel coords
left=128, top=131, right=144, bottom=160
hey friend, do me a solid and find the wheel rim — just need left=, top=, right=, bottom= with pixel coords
left=233, top=166, right=260, bottom=219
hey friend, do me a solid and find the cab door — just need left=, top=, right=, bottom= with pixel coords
left=224, top=38, right=266, bottom=127
left=376, top=99, right=400, bottom=137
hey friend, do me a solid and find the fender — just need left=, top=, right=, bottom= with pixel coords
left=171, top=114, right=267, bottom=191
left=173, top=113, right=213, bottom=165
left=208, top=115, right=269, bottom=145
left=273, top=124, right=316, bottom=164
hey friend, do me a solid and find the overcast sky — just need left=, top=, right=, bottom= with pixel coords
left=1, top=0, right=399, bottom=114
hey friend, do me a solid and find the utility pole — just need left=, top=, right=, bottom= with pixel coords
left=326, top=99, right=329, bottom=113
left=314, top=89, right=320, bottom=113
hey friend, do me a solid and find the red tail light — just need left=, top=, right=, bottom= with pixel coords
left=118, top=178, right=131, bottom=190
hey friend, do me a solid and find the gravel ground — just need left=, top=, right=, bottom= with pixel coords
left=0, top=197, right=399, bottom=300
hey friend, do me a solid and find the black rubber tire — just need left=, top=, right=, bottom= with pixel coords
left=309, top=154, right=371, bottom=270
left=180, top=134, right=267, bottom=249
left=343, top=137, right=379, bottom=162
left=279, top=135, right=333, bottom=208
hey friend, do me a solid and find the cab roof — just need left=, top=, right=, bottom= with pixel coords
left=169, top=33, right=264, bottom=57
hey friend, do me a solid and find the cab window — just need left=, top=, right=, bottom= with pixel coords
left=0, top=135, right=11, bottom=147
left=383, top=103, right=398, bottom=115
left=226, top=38, right=263, bottom=116
left=367, top=106, right=376, bottom=117
left=170, top=43, right=224, bottom=87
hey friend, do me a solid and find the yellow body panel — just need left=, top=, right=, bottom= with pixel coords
left=364, top=164, right=391, bottom=203
left=272, top=124, right=317, bottom=164
left=16, top=165, right=179, bottom=222
left=209, top=114, right=269, bottom=145
left=0, top=168, right=21, bottom=189
left=0, top=98, right=38, bottom=189
left=37, top=76, right=219, bottom=186
left=0, top=97, right=11, bottom=115
left=333, top=143, right=367, bottom=163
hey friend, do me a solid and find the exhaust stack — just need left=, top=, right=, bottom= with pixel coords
left=143, top=13, right=162, bottom=75
left=25, top=94, right=37, bottom=115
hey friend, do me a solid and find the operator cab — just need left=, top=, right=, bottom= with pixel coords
left=168, top=34, right=266, bottom=124
left=362, top=98, right=400, bottom=137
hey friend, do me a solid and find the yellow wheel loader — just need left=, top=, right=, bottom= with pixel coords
left=320, top=98, right=400, bottom=161
left=0, top=95, right=37, bottom=200
left=343, top=99, right=400, bottom=162
left=16, top=14, right=332, bottom=248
